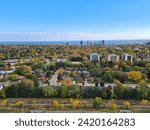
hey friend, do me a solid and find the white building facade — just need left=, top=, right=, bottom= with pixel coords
left=90, top=53, right=100, bottom=62
left=107, top=54, right=120, bottom=62
left=122, top=53, right=133, bottom=62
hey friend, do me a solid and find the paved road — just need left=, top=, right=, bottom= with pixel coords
left=50, top=71, right=59, bottom=86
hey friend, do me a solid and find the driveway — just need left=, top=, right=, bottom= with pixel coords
left=50, top=71, right=59, bottom=86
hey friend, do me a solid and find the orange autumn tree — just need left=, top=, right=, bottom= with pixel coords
left=62, top=78, right=73, bottom=87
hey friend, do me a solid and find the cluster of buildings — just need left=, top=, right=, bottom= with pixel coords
left=0, top=59, right=18, bottom=90
left=0, top=59, right=17, bottom=74
left=90, top=53, right=133, bottom=62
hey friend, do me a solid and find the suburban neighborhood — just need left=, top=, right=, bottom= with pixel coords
left=0, top=42, right=150, bottom=112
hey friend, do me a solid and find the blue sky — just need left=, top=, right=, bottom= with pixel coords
left=0, top=0, right=150, bottom=41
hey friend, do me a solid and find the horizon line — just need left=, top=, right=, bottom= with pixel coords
left=0, top=39, right=150, bottom=42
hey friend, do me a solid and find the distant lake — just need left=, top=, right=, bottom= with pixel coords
left=0, top=40, right=149, bottom=45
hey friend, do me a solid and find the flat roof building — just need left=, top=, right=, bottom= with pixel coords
left=122, top=53, right=133, bottom=62
left=90, top=53, right=100, bottom=62
left=107, top=54, right=120, bottom=62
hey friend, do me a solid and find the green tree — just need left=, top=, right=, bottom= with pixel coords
left=0, top=90, right=5, bottom=98
left=43, top=86, right=56, bottom=98
left=68, top=84, right=81, bottom=98
left=140, top=99, right=149, bottom=105
left=102, top=71, right=113, bottom=83
left=60, top=85, right=68, bottom=98
left=114, top=80, right=125, bottom=99
left=46, top=71, right=52, bottom=77
left=105, top=85, right=114, bottom=99
left=59, top=104, right=65, bottom=110
left=93, top=97, right=104, bottom=109
left=89, top=63, right=102, bottom=77
left=8, top=74, right=19, bottom=81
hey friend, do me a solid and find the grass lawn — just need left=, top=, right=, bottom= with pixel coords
left=47, top=61, right=56, bottom=66
left=0, top=108, right=19, bottom=113
left=134, top=109, right=150, bottom=113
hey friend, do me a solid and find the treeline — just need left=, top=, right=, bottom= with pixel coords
left=1, top=80, right=150, bottom=100
left=82, top=85, right=150, bottom=100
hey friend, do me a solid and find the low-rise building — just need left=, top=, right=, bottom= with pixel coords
left=90, top=53, right=100, bottom=62
left=107, top=54, right=120, bottom=62
left=122, top=53, right=133, bottom=62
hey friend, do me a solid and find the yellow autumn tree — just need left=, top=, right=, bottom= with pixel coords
left=145, top=63, right=150, bottom=71
left=3, top=65, right=9, bottom=71
left=114, top=65, right=119, bottom=70
left=127, top=71, right=142, bottom=82
left=9, top=74, right=19, bottom=81
left=83, top=56, right=90, bottom=65
left=53, top=100, right=60, bottom=108
left=140, top=99, right=148, bottom=105
left=0, top=53, right=4, bottom=59
left=109, top=100, right=118, bottom=110
left=58, top=68, right=65, bottom=75
left=31, top=100, right=37, bottom=109
left=21, top=79, right=35, bottom=88
left=70, top=71, right=77, bottom=77
left=122, top=101, right=131, bottom=109
left=138, top=79, right=146, bottom=85
left=72, top=100, right=80, bottom=109
left=1, top=99, right=8, bottom=108
left=114, top=80, right=123, bottom=87
left=16, top=101, right=24, bottom=109
left=15, top=65, right=32, bottom=75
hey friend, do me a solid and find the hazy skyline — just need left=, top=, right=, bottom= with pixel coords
left=0, top=0, right=150, bottom=41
